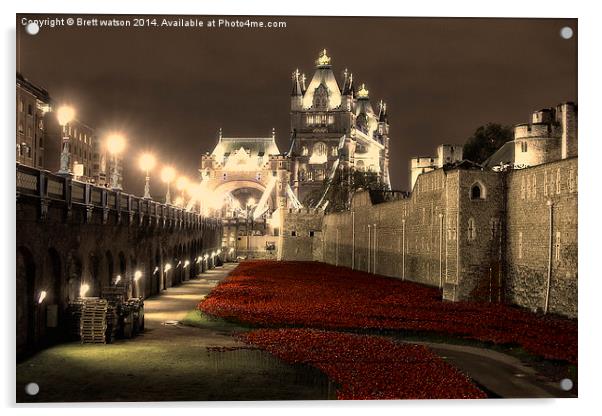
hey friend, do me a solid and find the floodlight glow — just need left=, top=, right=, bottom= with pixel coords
left=79, top=283, right=90, bottom=298
left=134, top=270, right=142, bottom=281
left=176, top=176, right=189, bottom=191
left=203, top=254, right=209, bottom=260
left=139, top=153, right=156, bottom=172
left=105, top=133, right=126, bottom=155
left=196, top=256, right=201, bottom=264
left=229, top=248, right=234, bottom=254
left=38, top=290, right=47, bottom=304
left=183, top=260, right=190, bottom=269
left=115, top=275, right=122, bottom=285
left=153, top=266, right=159, bottom=274
left=174, top=196, right=184, bottom=207
left=56, top=105, right=75, bottom=126
left=164, top=263, right=172, bottom=272
left=176, top=260, right=182, bottom=268
left=161, top=166, right=176, bottom=183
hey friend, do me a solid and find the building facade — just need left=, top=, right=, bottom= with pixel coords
left=410, top=144, right=464, bottom=190
left=289, top=50, right=391, bottom=203
left=16, top=73, right=51, bottom=169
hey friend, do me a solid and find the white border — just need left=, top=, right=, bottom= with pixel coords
left=2, top=1, right=601, bottom=415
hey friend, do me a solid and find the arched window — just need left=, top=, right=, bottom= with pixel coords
left=470, top=181, right=486, bottom=200
left=467, top=217, right=477, bottom=241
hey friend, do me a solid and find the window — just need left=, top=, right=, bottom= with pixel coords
left=301, top=146, right=308, bottom=156
left=520, top=176, right=525, bottom=200
left=518, top=232, right=523, bottom=259
left=556, top=169, right=561, bottom=194
left=521, top=141, right=528, bottom=152
left=470, top=182, right=484, bottom=200
left=544, top=171, right=549, bottom=197
left=18, top=99, right=23, bottom=112
left=309, top=230, right=315, bottom=237
left=569, top=169, right=575, bottom=193
left=555, top=232, right=561, bottom=262
left=27, top=104, right=33, bottom=116
left=273, top=228, right=279, bottom=237
left=291, top=230, right=297, bottom=237
left=532, top=173, right=537, bottom=198
left=467, top=217, right=477, bottom=241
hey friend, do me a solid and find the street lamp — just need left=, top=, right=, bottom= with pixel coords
left=161, top=166, right=176, bottom=204
left=57, top=106, right=75, bottom=175
left=105, top=133, right=126, bottom=190
left=176, top=176, right=189, bottom=205
left=139, top=153, right=156, bottom=199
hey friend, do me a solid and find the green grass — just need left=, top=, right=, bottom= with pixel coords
left=180, top=309, right=249, bottom=331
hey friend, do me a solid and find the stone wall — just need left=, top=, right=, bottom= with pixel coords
left=505, top=157, right=578, bottom=317
left=280, top=159, right=578, bottom=318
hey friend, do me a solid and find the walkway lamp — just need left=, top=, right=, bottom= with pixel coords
left=164, top=263, right=172, bottom=273
left=139, top=153, right=156, bottom=199
left=134, top=270, right=142, bottom=297
left=79, top=283, right=90, bottom=298
left=105, top=133, right=126, bottom=190
left=38, top=290, right=47, bottom=304
left=161, top=166, right=176, bottom=205
left=114, top=275, right=122, bottom=285
left=57, top=105, right=75, bottom=175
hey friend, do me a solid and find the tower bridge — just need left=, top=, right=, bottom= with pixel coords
left=16, top=163, right=223, bottom=356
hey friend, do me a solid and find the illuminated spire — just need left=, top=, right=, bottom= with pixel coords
left=357, top=83, right=369, bottom=99
left=378, top=100, right=388, bottom=122
left=315, top=48, right=331, bottom=67
left=291, top=68, right=303, bottom=96
left=342, top=70, right=354, bottom=96
left=301, top=73, right=307, bottom=92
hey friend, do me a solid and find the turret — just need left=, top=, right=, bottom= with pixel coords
left=341, top=69, right=355, bottom=111
left=291, top=69, right=303, bottom=111
left=377, top=101, right=389, bottom=136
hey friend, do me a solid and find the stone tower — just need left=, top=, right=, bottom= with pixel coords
left=289, top=49, right=391, bottom=204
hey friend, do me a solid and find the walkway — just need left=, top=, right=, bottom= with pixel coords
left=16, top=264, right=333, bottom=403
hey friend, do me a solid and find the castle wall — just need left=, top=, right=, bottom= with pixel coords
left=504, top=157, right=578, bottom=317
left=279, top=159, right=578, bottom=318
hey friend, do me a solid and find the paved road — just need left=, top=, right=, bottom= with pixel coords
left=417, top=342, right=575, bottom=398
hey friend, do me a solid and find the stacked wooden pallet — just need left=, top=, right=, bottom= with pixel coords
left=80, top=298, right=109, bottom=344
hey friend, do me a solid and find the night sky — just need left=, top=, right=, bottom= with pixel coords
left=17, top=15, right=577, bottom=193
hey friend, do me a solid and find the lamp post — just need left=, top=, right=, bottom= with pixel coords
left=139, top=153, right=156, bottom=199
left=246, top=198, right=256, bottom=254
left=105, top=133, right=126, bottom=190
left=57, top=106, right=75, bottom=175
left=161, top=166, right=176, bottom=205
left=176, top=176, right=189, bottom=206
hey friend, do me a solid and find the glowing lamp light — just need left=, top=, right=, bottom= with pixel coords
left=56, top=105, right=75, bottom=126
left=161, top=166, right=176, bottom=183
left=153, top=266, right=159, bottom=275
left=164, top=263, right=172, bottom=272
left=139, top=153, right=156, bottom=172
left=38, top=290, right=47, bottom=304
left=114, top=275, right=122, bottom=285
left=79, top=283, right=90, bottom=298
left=176, top=260, right=182, bottom=268
left=176, top=176, right=189, bottom=191
left=134, top=270, right=142, bottom=282
left=183, top=260, right=190, bottom=269
left=174, top=196, right=184, bottom=207
left=229, top=248, right=234, bottom=254
left=217, top=249, right=221, bottom=255
left=203, top=254, right=209, bottom=260
left=211, top=251, right=216, bottom=257
left=105, top=133, right=126, bottom=155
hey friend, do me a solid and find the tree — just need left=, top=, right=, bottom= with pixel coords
left=463, top=123, right=513, bottom=164
left=303, top=167, right=387, bottom=213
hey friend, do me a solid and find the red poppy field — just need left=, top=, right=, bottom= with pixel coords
left=200, top=261, right=577, bottom=364
left=240, top=329, right=487, bottom=400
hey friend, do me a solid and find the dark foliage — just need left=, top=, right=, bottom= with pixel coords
left=463, top=123, right=513, bottom=164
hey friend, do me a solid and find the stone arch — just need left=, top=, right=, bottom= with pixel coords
left=105, top=250, right=114, bottom=285
left=470, top=181, right=486, bottom=200
left=65, top=250, right=83, bottom=302
left=118, top=251, right=127, bottom=277
left=17, top=246, right=36, bottom=355
left=88, top=252, right=101, bottom=297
